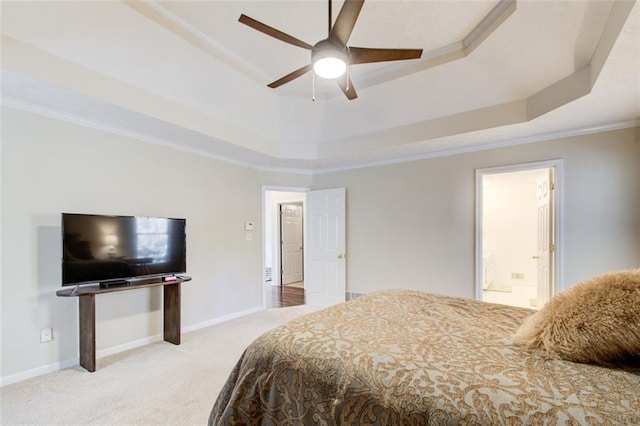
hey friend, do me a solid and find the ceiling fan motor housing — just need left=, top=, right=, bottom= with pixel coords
left=239, top=0, right=422, bottom=99
left=312, top=39, right=349, bottom=79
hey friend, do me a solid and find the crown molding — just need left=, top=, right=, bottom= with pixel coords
left=0, top=96, right=259, bottom=170
left=312, top=119, right=640, bottom=174
left=2, top=96, right=637, bottom=176
left=123, top=0, right=268, bottom=84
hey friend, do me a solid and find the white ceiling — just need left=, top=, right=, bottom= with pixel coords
left=1, top=0, right=638, bottom=172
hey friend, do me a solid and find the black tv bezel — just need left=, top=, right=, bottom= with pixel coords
left=61, top=213, right=187, bottom=287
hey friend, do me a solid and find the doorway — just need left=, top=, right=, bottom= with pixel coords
left=475, top=160, right=562, bottom=309
left=262, top=186, right=347, bottom=309
left=263, top=188, right=307, bottom=309
left=263, top=189, right=306, bottom=287
left=280, top=203, right=304, bottom=287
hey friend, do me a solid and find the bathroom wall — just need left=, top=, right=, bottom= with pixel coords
left=482, top=169, right=543, bottom=287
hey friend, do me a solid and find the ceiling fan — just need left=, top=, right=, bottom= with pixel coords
left=238, top=0, right=423, bottom=100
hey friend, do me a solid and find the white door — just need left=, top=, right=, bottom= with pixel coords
left=536, top=169, right=555, bottom=307
left=280, top=204, right=303, bottom=285
left=305, top=188, right=346, bottom=307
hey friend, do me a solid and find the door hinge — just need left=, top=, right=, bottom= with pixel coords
left=549, top=243, right=556, bottom=252
left=550, top=182, right=556, bottom=190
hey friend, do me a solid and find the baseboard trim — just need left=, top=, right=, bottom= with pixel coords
left=181, top=305, right=265, bottom=334
left=97, top=334, right=164, bottom=359
left=0, top=305, right=265, bottom=387
left=0, top=358, right=79, bottom=387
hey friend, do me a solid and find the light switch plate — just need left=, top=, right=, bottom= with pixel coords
left=245, top=232, right=253, bottom=241
left=40, top=328, right=53, bottom=343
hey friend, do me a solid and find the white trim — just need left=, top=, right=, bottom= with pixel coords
left=464, top=0, right=516, bottom=50
left=180, top=305, right=264, bottom=334
left=255, top=166, right=315, bottom=175
left=0, top=357, right=79, bottom=387
left=0, top=306, right=264, bottom=387
left=322, top=0, right=516, bottom=97
left=3, top=96, right=637, bottom=176
left=474, top=159, right=564, bottom=303
left=97, top=334, right=163, bottom=359
left=139, top=1, right=268, bottom=83
left=0, top=96, right=264, bottom=169
left=0, top=333, right=162, bottom=387
left=313, top=120, right=639, bottom=174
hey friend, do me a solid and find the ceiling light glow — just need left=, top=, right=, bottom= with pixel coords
left=314, top=57, right=347, bottom=79
left=312, top=43, right=347, bottom=79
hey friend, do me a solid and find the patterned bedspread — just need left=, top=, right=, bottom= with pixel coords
left=210, top=290, right=640, bottom=425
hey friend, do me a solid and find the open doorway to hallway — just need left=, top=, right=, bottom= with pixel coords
left=263, top=188, right=306, bottom=308
left=476, top=161, right=562, bottom=310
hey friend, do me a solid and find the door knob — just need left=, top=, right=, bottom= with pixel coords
left=532, top=256, right=539, bottom=259
left=338, top=253, right=345, bottom=259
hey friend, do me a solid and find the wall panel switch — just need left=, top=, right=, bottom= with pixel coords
left=40, top=328, right=53, bottom=343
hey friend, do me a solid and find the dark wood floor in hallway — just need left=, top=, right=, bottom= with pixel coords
left=267, top=285, right=305, bottom=308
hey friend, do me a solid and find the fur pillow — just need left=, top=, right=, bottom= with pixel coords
left=513, top=270, right=640, bottom=367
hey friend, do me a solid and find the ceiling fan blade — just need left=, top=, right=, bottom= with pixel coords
left=336, top=74, right=358, bottom=100
left=349, top=47, right=423, bottom=65
left=267, top=64, right=313, bottom=88
left=239, top=14, right=313, bottom=50
left=328, top=0, right=365, bottom=46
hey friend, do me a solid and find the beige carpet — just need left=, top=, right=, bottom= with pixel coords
left=0, top=305, right=317, bottom=425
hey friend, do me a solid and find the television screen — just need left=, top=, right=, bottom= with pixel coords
left=62, top=213, right=186, bottom=286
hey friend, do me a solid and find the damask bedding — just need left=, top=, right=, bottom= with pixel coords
left=209, top=290, right=640, bottom=425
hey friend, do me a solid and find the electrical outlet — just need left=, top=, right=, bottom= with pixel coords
left=40, top=328, right=53, bottom=343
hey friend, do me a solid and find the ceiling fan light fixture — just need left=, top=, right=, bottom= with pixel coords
left=312, top=43, right=347, bottom=79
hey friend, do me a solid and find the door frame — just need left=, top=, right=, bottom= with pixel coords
left=474, top=159, right=564, bottom=302
left=262, top=186, right=309, bottom=308
left=279, top=202, right=304, bottom=285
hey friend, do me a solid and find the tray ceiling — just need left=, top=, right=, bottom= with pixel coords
left=1, top=0, right=638, bottom=172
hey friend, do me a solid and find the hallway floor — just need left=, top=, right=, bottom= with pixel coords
left=267, top=285, right=305, bottom=308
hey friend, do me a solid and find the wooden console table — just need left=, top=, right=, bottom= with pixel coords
left=56, top=276, right=191, bottom=372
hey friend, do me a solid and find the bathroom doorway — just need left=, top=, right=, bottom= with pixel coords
left=475, top=160, right=562, bottom=309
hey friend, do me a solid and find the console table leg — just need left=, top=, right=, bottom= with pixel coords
left=79, top=294, right=96, bottom=372
left=163, top=283, right=181, bottom=345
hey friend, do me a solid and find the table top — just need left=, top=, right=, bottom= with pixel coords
left=56, top=276, right=192, bottom=297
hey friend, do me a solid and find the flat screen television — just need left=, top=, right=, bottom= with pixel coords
left=62, top=213, right=186, bottom=286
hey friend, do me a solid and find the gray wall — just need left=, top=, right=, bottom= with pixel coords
left=313, top=128, right=640, bottom=297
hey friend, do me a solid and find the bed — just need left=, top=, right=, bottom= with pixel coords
left=209, top=290, right=640, bottom=425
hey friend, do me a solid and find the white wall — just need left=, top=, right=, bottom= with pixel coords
left=1, top=107, right=264, bottom=382
left=2, top=105, right=638, bottom=385
left=483, top=169, right=541, bottom=287
left=313, top=128, right=640, bottom=297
